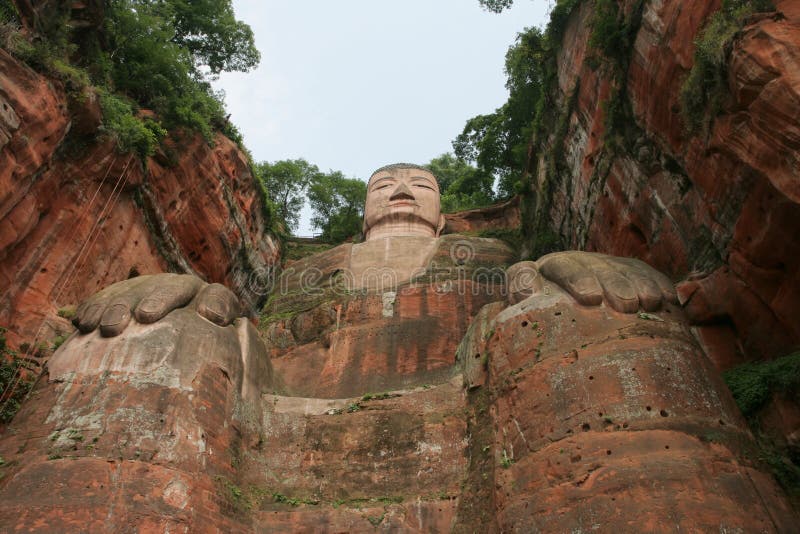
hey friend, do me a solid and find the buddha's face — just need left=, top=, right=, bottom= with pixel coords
left=363, top=166, right=443, bottom=240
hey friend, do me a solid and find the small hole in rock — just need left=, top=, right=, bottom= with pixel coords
left=660, top=410, right=668, bottom=417
left=718, top=419, right=725, bottom=426
left=521, top=321, right=528, bottom=327
left=606, top=450, right=612, bottom=455
left=474, top=353, right=481, bottom=359
left=588, top=375, right=594, bottom=380
left=555, top=311, right=562, bottom=316
left=582, top=423, right=591, bottom=431
left=665, top=445, right=670, bottom=449
left=646, top=406, right=652, bottom=411
left=622, top=422, right=629, bottom=428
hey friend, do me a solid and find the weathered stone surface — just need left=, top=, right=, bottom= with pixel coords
left=263, top=235, right=515, bottom=398
left=246, top=380, right=466, bottom=532
left=2, top=254, right=797, bottom=531
left=363, top=165, right=445, bottom=240
left=443, top=196, right=521, bottom=236
left=0, top=297, right=275, bottom=532
left=528, top=0, right=800, bottom=370
left=458, top=286, right=798, bottom=532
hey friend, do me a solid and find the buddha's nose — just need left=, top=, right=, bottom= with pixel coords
left=389, top=182, right=415, bottom=201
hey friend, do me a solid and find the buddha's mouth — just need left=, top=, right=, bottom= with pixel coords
left=385, top=200, right=418, bottom=207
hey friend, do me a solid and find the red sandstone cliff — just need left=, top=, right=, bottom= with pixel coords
left=0, top=48, right=280, bottom=350
left=525, top=0, right=800, bottom=370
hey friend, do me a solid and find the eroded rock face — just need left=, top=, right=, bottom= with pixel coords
left=528, top=0, right=800, bottom=369
left=443, top=196, right=521, bottom=236
left=0, top=305, right=275, bottom=532
left=456, top=286, right=797, bottom=532
left=0, top=49, right=280, bottom=348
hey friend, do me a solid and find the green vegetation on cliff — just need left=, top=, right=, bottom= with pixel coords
left=724, top=352, right=800, bottom=418
left=723, top=352, right=800, bottom=495
left=428, top=153, right=495, bottom=213
left=455, top=0, right=584, bottom=256
left=1, top=0, right=258, bottom=157
left=307, top=172, right=367, bottom=243
left=680, top=0, right=775, bottom=133
left=0, top=328, right=35, bottom=423
left=463, top=0, right=775, bottom=259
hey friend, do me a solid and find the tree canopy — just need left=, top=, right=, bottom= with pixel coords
left=254, top=159, right=318, bottom=233
left=455, top=0, right=581, bottom=197
left=3, top=0, right=259, bottom=156
left=307, top=172, right=367, bottom=243
left=453, top=25, right=550, bottom=197
left=478, top=0, right=515, bottom=13
left=427, top=154, right=496, bottom=213
left=100, top=0, right=259, bottom=147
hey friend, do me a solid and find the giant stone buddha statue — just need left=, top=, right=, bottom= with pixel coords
left=0, top=164, right=795, bottom=532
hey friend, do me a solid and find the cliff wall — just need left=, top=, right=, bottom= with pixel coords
left=524, top=0, right=800, bottom=368
left=0, top=48, right=280, bottom=349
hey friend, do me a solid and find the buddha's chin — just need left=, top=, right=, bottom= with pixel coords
left=364, top=213, right=438, bottom=241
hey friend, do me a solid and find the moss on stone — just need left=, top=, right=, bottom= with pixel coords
left=723, top=352, right=800, bottom=417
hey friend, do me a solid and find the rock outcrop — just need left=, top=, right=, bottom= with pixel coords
left=443, top=196, right=521, bottom=236
left=455, top=286, right=796, bottom=532
left=0, top=48, right=280, bottom=350
left=525, top=0, right=800, bottom=370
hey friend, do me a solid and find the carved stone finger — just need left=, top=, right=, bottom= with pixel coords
left=618, top=257, right=677, bottom=305
left=627, top=273, right=662, bottom=311
left=595, top=269, right=639, bottom=313
left=506, top=261, right=543, bottom=305
left=135, top=274, right=204, bottom=324
left=608, top=257, right=662, bottom=311
left=73, top=279, right=135, bottom=334
left=538, top=253, right=603, bottom=306
left=99, top=302, right=133, bottom=337
left=196, top=283, right=242, bottom=327
left=75, top=302, right=106, bottom=334
left=96, top=276, right=153, bottom=337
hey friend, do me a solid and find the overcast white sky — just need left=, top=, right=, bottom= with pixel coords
left=214, top=0, right=551, bottom=235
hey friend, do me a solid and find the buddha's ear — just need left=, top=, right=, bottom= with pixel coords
left=435, top=214, right=446, bottom=237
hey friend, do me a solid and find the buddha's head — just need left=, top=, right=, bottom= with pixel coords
left=363, top=163, right=446, bottom=241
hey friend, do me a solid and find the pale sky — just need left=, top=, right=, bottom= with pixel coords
left=214, top=0, right=551, bottom=235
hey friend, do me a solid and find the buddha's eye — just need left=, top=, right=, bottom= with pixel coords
left=372, top=183, right=393, bottom=191
left=413, top=184, right=434, bottom=190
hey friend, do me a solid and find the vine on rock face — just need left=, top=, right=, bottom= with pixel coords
left=0, top=328, right=35, bottom=424
left=680, top=0, right=776, bottom=133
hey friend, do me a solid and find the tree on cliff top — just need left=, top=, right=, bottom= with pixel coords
left=255, top=159, right=319, bottom=233
left=100, top=0, right=259, bottom=147
left=3, top=0, right=259, bottom=156
left=427, top=153, right=496, bottom=213
left=307, top=173, right=367, bottom=243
